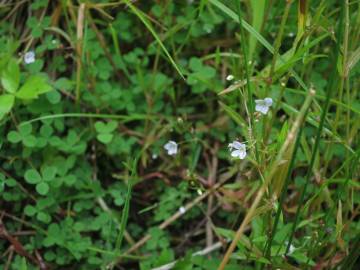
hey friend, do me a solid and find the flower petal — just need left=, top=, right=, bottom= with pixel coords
left=24, top=51, right=35, bottom=64
left=238, top=150, right=247, bottom=159
left=226, top=74, right=234, bottom=81
left=231, top=150, right=242, bottom=158
left=255, top=104, right=269, bottom=114
left=231, top=141, right=243, bottom=149
left=164, top=140, right=178, bottom=155
left=231, top=149, right=247, bottom=159
left=264, top=97, right=273, bottom=106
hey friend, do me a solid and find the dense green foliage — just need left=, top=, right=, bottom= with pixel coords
left=0, top=0, right=359, bottom=269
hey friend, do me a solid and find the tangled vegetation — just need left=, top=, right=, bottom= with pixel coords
left=0, top=0, right=359, bottom=269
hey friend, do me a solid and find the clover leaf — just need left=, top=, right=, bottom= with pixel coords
left=187, top=57, right=216, bottom=93
left=7, top=124, right=37, bottom=147
left=94, top=120, right=118, bottom=144
left=24, top=166, right=57, bottom=195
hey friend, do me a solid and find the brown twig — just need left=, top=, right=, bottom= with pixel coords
left=0, top=215, right=38, bottom=266
left=107, top=168, right=238, bottom=268
left=75, top=3, right=85, bottom=102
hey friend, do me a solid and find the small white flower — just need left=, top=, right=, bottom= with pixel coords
left=164, top=140, right=178, bottom=156
left=228, top=140, right=247, bottom=159
left=255, top=97, right=273, bottom=115
left=288, top=244, right=295, bottom=255
left=152, top=153, right=158, bottom=160
left=179, top=206, right=186, bottom=214
left=24, top=51, right=35, bottom=64
left=285, top=241, right=296, bottom=255
left=226, top=74, right=234, bottom=81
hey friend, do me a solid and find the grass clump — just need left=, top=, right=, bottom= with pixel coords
left=0, top=1, right=359, bottom=269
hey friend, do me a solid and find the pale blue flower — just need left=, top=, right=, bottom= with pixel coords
left=255, top=97, right=273, bottom=115
left=164, top=140, right=178, bottom=155
left=228, top=141, right=247, bottom=159
left=24, top=51, right=35, bottom=64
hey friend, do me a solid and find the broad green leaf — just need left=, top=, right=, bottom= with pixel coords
left=16, top=75, right=52, bottom=100
left=36, top=182, right=49, bottom=195
left=25, top=169, right=42, bottom=184
left=97, top=133, right=114, bottom=144
left=0, top=94, right=15, bottom=119
left=1, top=58, right=20, bottom=93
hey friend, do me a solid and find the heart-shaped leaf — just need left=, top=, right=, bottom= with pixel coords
left=95, top=121, right=118, bottom=133
left=94, top=121, right=106, bottom=133
left=97, top=133, right=114, bottom=144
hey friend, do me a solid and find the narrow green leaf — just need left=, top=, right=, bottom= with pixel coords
left=249, top=0, right=266, bottom=59
left=123, top=0, right=185, bottom=80
left=20, top=257, right=28, bottom=270
left=209, top=0, right=310, bottom=92
left=219, top=102, right=247, bottom=128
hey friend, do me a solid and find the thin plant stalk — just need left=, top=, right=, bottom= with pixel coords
left=263, top=114, right=307, bottom=260
left=285, top=2, right=345, bottom=254
left=75, top=3, right=85, bottom=103
left=235, top=0, right=258, bottom=161
left=218, top=90, right=315, bottom=270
